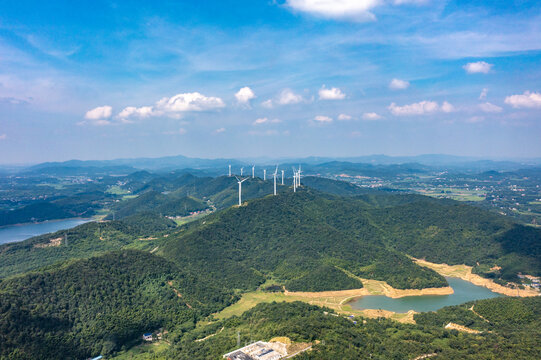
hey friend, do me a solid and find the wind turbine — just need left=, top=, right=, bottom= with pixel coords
left=228, top=165, right=231, bottom=177
left=252, top=165, right=255, bottom=178
left=273, top=166, right=278, bottom=195
left=240, top=167, right=244, bottom=176
left=263, top=169, right=266, bottom=181
left=292, top=166, right=297, bottom=192
left=281, top=170, right=284, bottom=185
left=298, top=165, right=302, bottom=187
left=235, top=176, right=249, bottom=206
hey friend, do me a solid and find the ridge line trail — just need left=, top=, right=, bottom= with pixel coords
left=469, top=305, right=490, bottom=323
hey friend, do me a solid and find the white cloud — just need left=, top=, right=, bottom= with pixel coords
left=235, top=87, right=256, bottom=104
left=156, top=92, right=225, bottom=113
left=277, top=89, right=304, bottom=105
left=253, top=117, right=268, bottom=125
left=389, top=78, right=410, bottom=90
left=479, top=88, right=488, bottom=100
left=253, top=117, right=281, bottom=125
left=388, top=100, right=454, bottom=116
left=0, top=134, right=6, bottom=140
left=261, top=99, right=274, bottom=108
left=313, top=115, right=333, bottom=123
left=338, top=114, right=353, bottom=121
left=463, top=61, right=493, bottom=74
left=441, top=101, right=454, bottom=113
left=117, top=106, right=154, bottom=120
left=85, top=105, right=112, bottom=120
left=362, top=112, right=383, bottom=120
left=319, top=86, right=346, bottom=100
left=479, top=102, right=503, bottom=113
left=504, top=91, right=541, bottom=109
left=286, top=0, right=380, bottom=22
left=214, top=127, right=226, bottom=134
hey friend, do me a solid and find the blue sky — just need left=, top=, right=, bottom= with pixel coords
left=1, top=0, right=541, bottom=163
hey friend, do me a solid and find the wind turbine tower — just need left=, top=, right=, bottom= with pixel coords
left=235, top=176, right=249, bottom=206
left=298, top=165, right=302, bottom=186
left=263, top=169, right=266, bottom=181
left=228, top=165, right=231, bottom=177
left=281, top=170, right=284, bottom=185
left=240, top=167, right=244, bottom=176
left=292, top=167, right=297, bottom=192
left=273, top=166, right=278, bottom=195
left=252, top=165, right=255, bottom=178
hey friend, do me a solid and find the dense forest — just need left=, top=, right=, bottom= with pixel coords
left=0, top=250, right=236, bottom=360
left=166, top=297, right=541, bottom=359
left=0, top=212, right=176, bottom=278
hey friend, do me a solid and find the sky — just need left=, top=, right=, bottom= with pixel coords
left=1, top=0, right=541, bottom=164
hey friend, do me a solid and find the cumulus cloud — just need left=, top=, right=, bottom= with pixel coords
left=277, top=89, right=304, bottom=105
left=388, top=100, right=454, bottom=116
left=479, top=102, right=503, bottom=113
left=313, top=115, right=333, bottom=123
left=479, top=88, right=488, bottom=100
left=235, top=87, right=256, bottom=104
left=362, top=112, right=383, bottom=120
left=85, top=105, right=112, bottom=120
left=286, top=0, right=380, bottom=22
left=338, top=114, right=353, bottom=121
left=113, top=92, right=225, bottom=121
left=504, top=91, right=541, bottom=109
left=156, top=92, right=225, bottom=113
left=463, top=61, right=493, bottom=74
left=0, top=134, right=6, bottom=140
left=117, top=106, right=154, bottom=120
left=319, top=86, right=346, bottom=100
left=441, top=101, right=454, bottom=113
left=389, top=78, right=410, bottom=90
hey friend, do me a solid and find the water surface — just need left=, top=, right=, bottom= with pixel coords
left=349, top=277, right=502, bottom=313
left=0, top=218, right=92, bottom=245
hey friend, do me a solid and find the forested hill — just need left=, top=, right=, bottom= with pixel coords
left=160, top=188, right=541, bottom=292
left=0, top=212, right=177, bottom=278
left=0, top=250, right=236, bottom=360
left=167, top=297, right=541, bottom=359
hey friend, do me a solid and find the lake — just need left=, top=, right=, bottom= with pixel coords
left=0, top=218, right=92, bottom=245
left=349, top=277, right=502, bottom=313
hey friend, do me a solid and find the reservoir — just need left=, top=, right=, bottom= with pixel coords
left=349, top=277, right=502, bottom=313
left=0, top=218, right=92, bottom=245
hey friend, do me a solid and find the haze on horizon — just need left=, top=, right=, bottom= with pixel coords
left=1, top=0, right=541, bottom=164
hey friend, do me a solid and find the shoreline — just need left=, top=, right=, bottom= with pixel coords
left=413, top=258, right=540, bottom=297
left=0, top=217, right=93, bottom=229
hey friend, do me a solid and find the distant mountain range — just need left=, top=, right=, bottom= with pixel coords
left=6, top=154, right=541, bottom=176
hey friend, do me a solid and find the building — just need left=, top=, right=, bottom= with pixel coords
left=223, top=341, right=286, bottom=360
left=142, top=333, right=153, bottom=341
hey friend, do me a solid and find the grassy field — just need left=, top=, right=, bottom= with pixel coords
left=172, top=210, right=213, bottom=226
left=416, top=188, right=486, bottom=202
left=106, top=185, right=132, bottom=195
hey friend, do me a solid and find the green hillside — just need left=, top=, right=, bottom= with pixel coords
left=160, top=188, right=541, bottom=292
left=167, top=297, right=541, bottom=359
left=0, top=213, right=177, bottom=279
left=0, top=250, right=235, bottom=360
left=107, top=191, right=208, bottom=219
left=159, top=190, right=447, bottom=291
